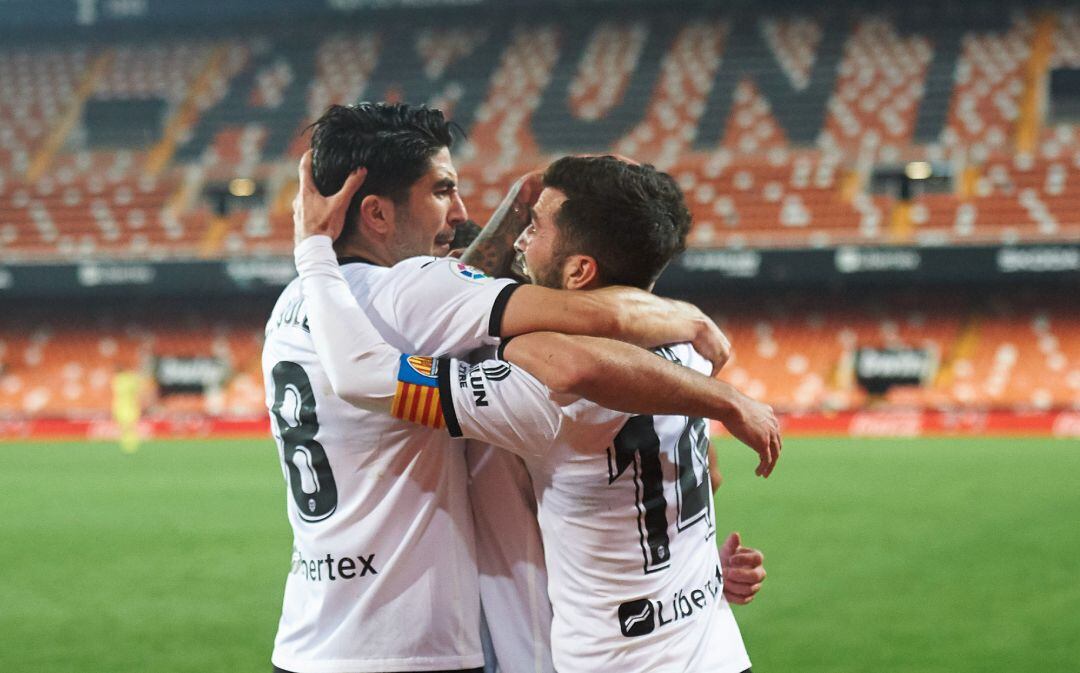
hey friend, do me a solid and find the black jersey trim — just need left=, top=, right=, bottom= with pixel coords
left=436, top=357, right=463, bottom=438
left=496, top=336, right=515, bottom=361
left=337, top=255, right=380, bottom=266
left=488, top=283, right=521, bottom=339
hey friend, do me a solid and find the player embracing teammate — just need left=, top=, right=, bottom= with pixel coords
left=262, top=102, right=780, bottom=673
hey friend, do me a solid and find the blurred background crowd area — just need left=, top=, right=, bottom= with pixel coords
left=0, top=0, right=1076, bottom=428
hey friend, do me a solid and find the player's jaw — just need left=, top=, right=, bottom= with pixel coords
left=528, top=254, right=566, bottom=289
left=517, top=235, right=565, bottom=289
left=516, top=187, right=569, bottom=288
left=388, top=201, right=461, bottom=260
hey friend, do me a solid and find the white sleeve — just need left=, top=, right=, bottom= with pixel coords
left=467, top=443, right=554, bottom=673
left=436, top=357, right=565, bottom=458
left=294, top=235, right=399, bottom=413
left=379, top=256, right=521, bottom=355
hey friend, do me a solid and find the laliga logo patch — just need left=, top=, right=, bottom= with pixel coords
left=452, top=262, right=490, bottom=283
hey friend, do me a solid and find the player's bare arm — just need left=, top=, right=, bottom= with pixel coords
left=292, top=153, right=731, bottom=371
left=500, top=284, right=731, bottom=371
left=502, top=332, right=780, bottom=477
left=710, top=445, right=724, bottom=492
left=294, top=230, right=778, bottom=476
left=453, top=168, right=732, bottom=368
left=457, top=171, right=541, bottom=280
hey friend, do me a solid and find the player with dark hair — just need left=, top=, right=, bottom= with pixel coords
left=263, top=104, right=766, bottom=673
left=307, top=103, right=462, bottom=258
left=519, top=155, right=693, bottom=290
left=293, top=153, right=779, bottom=673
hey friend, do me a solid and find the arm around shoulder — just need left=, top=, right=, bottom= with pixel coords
left=295, top=235, right=399, bottom=413
left=497, top=285, right=731, bottom=370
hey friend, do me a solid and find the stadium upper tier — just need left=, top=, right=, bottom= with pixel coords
left=0, top=7, right=1079, bottom=259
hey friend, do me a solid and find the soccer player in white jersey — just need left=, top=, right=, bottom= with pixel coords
left=262, top=104, right=747, bottom=673
left=293, top=154, right=780, bottom=673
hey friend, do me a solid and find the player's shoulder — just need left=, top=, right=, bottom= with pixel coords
left=386, top=256, right=498, bottom=286
left=264, top=278, right=311, bottom=343
left=266, top=278, right=302, bottom=326
left=339, top=258, right=389, bottom=284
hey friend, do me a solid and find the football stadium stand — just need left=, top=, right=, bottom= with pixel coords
left=0, top=1, right=1076, bottom=432
left=1, top=6, right=1079, bottom=258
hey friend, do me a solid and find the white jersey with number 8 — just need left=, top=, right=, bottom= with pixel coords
left=261, top=252, right=517, bottom=673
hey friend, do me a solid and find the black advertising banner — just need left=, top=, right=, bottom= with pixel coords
left=656, top=243, right=1080, bottom=294
left=155, top=357, right=230, bottom=395
left=854, top=348, right=936, bottom=395
left=0, top=244, right=1077, bottom=299
left=0, top=258, right=297, bottom=299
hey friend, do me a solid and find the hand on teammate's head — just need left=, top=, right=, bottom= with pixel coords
left=514, top=169, right=546, bottom=210
left=293, top=149, right=367, bottom=246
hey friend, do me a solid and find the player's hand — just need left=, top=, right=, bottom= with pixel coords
left=511, top=169, right=545, bottom=210
left=590, top=288, right=731, bottom=372
left=666, top=299, right=731, bottom=372
left=719, top=389, right=781, bottom=477
left=293, top=149, right=367, bottom=246
left=719, top=532, right=766, bottom=605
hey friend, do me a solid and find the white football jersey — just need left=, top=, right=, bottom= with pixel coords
left=467, top=440, right=553, bottom=673
left=261, top=245, right=517, bottom=673
left=437, top=344, right=751, bottom=673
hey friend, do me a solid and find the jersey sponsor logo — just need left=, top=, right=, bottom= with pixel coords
left=393, top=354, right=445, bottom=429
left=617, top=564, right=724, bottom=638
left=481, top=362, right=511, bottom=381
left=464, top=362, right=511, bottom=407
left=451, top=262, right=490, bottom=283
left=618, top=599, right=656, bottom=637
left=467, top=364, right=490, bottom=407
left=291, top=547, right=378, bottom=582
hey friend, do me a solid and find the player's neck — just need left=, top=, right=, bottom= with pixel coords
left=333, top=239, right=398, bottom=268
left=564, top=277, right=604, bottom=291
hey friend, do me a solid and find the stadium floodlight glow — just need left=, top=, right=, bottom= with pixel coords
left=904, top=161, right=933, bottom=180
left=229, top=178, right=257, bottom=197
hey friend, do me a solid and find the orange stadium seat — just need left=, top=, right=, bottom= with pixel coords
left=1, top=7, right=1079, bottom=424
left=3, top=11, right=1079, bottom=256
left=1, top=291, right=1076, bottom=419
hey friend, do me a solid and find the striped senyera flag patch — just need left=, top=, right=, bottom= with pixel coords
left=391, top=355, right=444, bottom=429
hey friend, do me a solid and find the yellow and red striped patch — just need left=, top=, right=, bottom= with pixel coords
left=392, top=355, right=445, bottom=430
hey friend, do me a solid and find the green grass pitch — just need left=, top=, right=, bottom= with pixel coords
left=1, top=436, right=1077, bottom=672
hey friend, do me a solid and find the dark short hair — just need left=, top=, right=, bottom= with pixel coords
left=542, top=155, right=692, bottom=289
left=308, top=103, right=456, bottom=247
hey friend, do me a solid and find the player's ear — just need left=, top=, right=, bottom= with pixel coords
left=562, top=254, right=599, bottom=290
left=359, top=194, right=394, bottom=237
